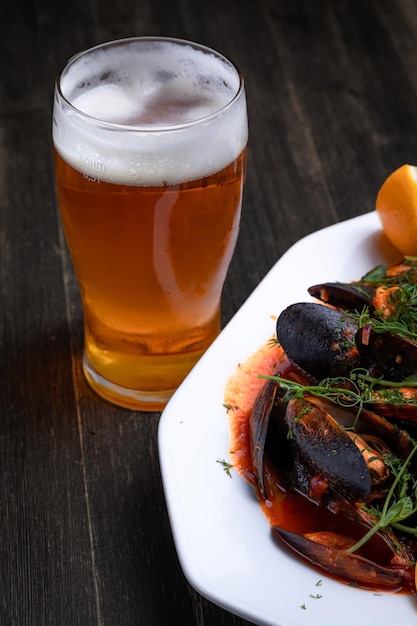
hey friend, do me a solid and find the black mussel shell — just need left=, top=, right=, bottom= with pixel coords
left=308, top=282, right=375, bottom=311
left=285, top=398, right=371, bottom=502
left=355, top=328, right=417, bottom=381
left=276, top=302, right=360, bottom=380
left=272, top=527, right=403, bottom=588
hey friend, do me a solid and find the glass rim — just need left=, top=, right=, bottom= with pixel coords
left=54, top=35, right=245, bottom=134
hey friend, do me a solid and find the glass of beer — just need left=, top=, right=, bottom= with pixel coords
left=52, top=37, right=248, bottom=411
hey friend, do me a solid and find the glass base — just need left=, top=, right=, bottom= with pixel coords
left=82, top=354, right=174, bottom=411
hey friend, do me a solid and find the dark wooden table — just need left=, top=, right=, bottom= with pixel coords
left=2, top=1, right=417, bottom=624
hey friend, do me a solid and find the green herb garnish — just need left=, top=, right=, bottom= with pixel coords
left=217, top=458, right=233, bottom=477
left=347, top=259, right=417, bottom=341
left=346, top=441, right=417, bottom=553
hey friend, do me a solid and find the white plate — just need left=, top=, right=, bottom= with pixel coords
left=158, top=212, right=417, bottom=626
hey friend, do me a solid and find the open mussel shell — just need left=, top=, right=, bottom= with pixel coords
left=249, top=378, right=278, bottom=498
left=308, top=281, right=375, bottom=311
left=311, top=396, right=416, bottom=463
left=276, top=302, right=360, bottom=380
left=355, top=327, right=417, bottom=381
left=366, top=392, right=417, bottom=425
left=249, top=378, right=291, bottom=499
left=250, top=389, right=372, bottom=504
left=272, top=527, right=403, bottom=589
left=285, top=398, right=371, bottom=502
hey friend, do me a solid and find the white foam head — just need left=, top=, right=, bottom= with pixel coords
left=53, top=38, right=248, bottom=186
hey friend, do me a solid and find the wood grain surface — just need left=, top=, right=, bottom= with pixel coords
left=2, top=1, right=417, bottom=624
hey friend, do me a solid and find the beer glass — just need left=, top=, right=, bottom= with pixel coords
left=52, top=36, right=248, bottom=411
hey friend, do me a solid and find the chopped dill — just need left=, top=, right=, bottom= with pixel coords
left=217, top=458, right=233, bottom=477
left=268, top=336, right=279, bottom=347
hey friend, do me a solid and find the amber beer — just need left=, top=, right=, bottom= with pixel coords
left=53, top=37, right=248, bottom=410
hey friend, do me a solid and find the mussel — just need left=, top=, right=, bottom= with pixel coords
left=276, top=303, right=361, bottom=380
left=285, top=397, right=371, bottom=502
left=272, top=527, right=411, bottom=589
left=355, top=327, right=417, bottom=381
left=308, top=281, right=375, bottom=311
left=308, top=259, right=417, bottom=313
